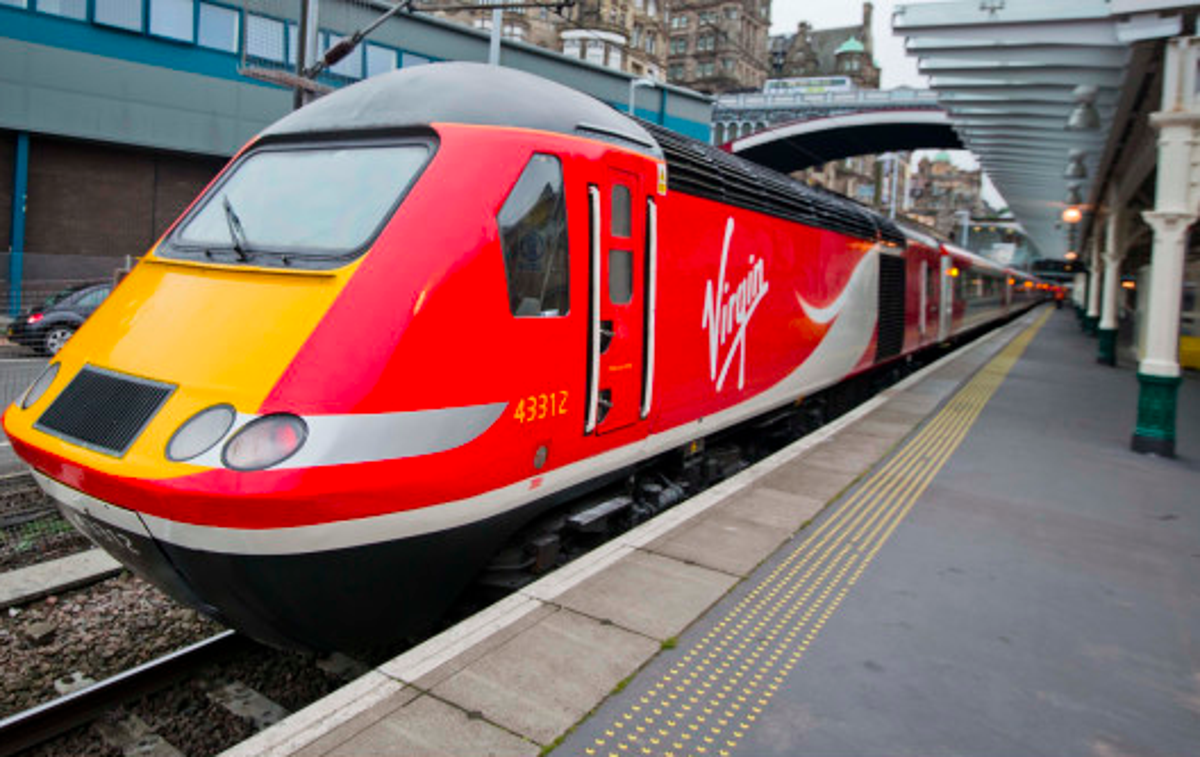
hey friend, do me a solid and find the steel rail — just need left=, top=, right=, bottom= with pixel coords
left=0, top=630, right=250, bottom=757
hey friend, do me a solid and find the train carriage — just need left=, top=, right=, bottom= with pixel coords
left=3, top=63, right=1044, bottom=651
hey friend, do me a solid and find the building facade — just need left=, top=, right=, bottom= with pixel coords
left=664, top=0, right=771, bottom=94
left=768, top=2, right=879, bottom=89
left=424, top=0, right=668, bottom=80
left=906, top=152, right=987, bottom=239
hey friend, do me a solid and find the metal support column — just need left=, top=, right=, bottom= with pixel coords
left=1085, top=235, right=1102, bottom=335
left=1132, top=36, right=1200, bottom=457
left=8, top=132, right=29, bottom=319
left=1098, top=190, right=1124, bottom=365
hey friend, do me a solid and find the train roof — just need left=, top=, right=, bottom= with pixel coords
left=259, top=62, right=663, bottom=159
left=259, top=62, right=902, bottom=246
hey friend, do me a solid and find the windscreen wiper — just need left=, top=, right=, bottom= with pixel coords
left=222, top=196, right=251, bottom=262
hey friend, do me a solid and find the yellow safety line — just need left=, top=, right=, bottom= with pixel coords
left=581, top=310, right=1050, bottom=757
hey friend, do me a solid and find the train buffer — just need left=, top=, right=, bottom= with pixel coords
left=223, top=306, right=1199, bottom=757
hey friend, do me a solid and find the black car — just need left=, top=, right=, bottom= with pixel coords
left=7, top=282, right=112, bottom=355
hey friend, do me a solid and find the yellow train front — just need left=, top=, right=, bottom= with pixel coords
left=2, top=63, right=668, bottom=652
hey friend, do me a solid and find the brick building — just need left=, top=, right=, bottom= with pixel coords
left=664, top=0, right=771, bottom=94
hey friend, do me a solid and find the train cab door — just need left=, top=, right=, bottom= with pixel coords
left=585, top=169, right=649, bottom=435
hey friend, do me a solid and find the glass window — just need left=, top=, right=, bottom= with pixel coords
left=366, top=44, right=397, bottom=77
left=323, top=33, right=363, bottom=79
left=95, top=0, right=143, bottom=31
left=609, top=250, right=633, bottom=305
left=77, top=287, right=112, bottom=310
left=246, top=14, right=285, bottom=62
left=401, top=51, right=430, bottom=67
left=287, top=22, right=297, bottom=65
left=198, top=3, right=239, bottom=52
left=150, top=0, right=195, bottom=41
left=36, top=0, right=86, bottom=19
left=172, top=143, right=430, bottom=261
left=611, top=185, right=631, bottom=237
left=585, top=42, right=605, bottom=66
left=498, top=154, right=569, bottom=317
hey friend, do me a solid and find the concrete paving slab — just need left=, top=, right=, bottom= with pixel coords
left=318, top=694, right=538, bottom=757
left=646, top=510, right=791, bottom=578
left=755, top=459, right=858, bottom=502
left=555, top=549, right=737, bottom=638
left=847, top=417, right=913, bottom=442
left=289, top=687, right=419, bottom=757
left=0, top=549, right=122, bottom=609
left=861, top=405, right=926, bottom=429
left=885, top=391, right=943, bottom=415
left=712, top=486, right=825, bottom=533
left=430, top=608, right=658, bottom=745
left=406, top=602, right=556, bottom=691
left=801, top=432, right=898, bottom=473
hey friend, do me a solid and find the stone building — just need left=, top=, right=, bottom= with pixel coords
left=663, top=0, right=771, bottom=94
left=422, top=0, right=668, bottom=79
left=906, top=152, right=987, bottom=238
left=768, top=2, right=879, bottom=88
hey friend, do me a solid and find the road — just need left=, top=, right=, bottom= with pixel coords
left=0, top=345, right=49, bottom=477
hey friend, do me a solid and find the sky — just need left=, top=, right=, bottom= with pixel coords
left=768, top=1, right=1002, bottom=207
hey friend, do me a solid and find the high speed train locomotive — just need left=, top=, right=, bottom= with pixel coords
left=3, top=63, right=1043, bottom=651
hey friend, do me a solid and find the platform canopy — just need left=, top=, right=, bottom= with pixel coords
left=893, top=0, right=1191, bottom=259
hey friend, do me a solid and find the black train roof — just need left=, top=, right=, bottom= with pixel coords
left=260, top=62, right=661, bottom=158
left=261, top=61, right=900, bottom=245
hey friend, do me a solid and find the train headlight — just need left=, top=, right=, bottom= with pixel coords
left=222, top=414, right=308, bottom=471
left=21, top=362, right=60, bottom=410
left=167, top=405, right=236, bottom=462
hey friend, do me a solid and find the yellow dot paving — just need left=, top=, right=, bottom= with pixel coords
left=578, top=311, right=1050, bottom=757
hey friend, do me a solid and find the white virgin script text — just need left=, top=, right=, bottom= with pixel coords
left=702, top=218, right=769, bottom=392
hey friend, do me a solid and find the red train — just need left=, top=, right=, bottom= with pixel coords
left=3, top=64, right=1045, bottom=651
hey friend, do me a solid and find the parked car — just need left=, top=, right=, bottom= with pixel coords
left=7, top=282, right=112, bottom=355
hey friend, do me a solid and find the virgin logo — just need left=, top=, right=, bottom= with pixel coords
left=702, top=218, right=769, bottom=392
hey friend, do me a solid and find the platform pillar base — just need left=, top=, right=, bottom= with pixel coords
left=1085, top=315, right=1100, bottom=335
left=1131, top=372, right=1181, bottom=457
left=1097, top=328, right=1117, bottom=365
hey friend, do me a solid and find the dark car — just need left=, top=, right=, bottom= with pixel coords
left=7, top=282, right=112, bottom=356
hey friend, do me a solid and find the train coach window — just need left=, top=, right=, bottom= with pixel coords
left=611, top=185, right=632, bottom=238
left=609, top=250, right=633, bottom=304
left=498, top=154, right=569, bottom=317
left=171, top=143, right=430, bottom=264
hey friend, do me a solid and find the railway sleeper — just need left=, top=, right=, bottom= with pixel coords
left=95, top=713, right=184, bottom=757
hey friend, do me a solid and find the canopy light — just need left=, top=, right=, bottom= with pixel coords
left=1062, top=207, right=1083, bottom=224
left=1066, top=85, right=1101, bottom=131
left=1065, top=251, right=1079, bottom=261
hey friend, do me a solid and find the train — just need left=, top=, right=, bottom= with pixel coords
left=3, top=63, right=1048, bottom=652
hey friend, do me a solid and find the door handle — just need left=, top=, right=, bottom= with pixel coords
left=600, top=320, right=614, bottom=354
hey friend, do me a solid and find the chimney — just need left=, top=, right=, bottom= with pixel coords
left=862, top=2, right=873, bottom=49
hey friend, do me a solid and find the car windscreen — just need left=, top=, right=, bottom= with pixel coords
left=168, top=141, right=431, bottom=266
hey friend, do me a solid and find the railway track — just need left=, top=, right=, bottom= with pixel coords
left=0, top=630, right=361, bottom=757
left=0, top=631, right=244, bottom=757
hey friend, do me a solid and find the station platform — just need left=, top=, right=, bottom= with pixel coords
left=223, top=306, right=1200, bottom=757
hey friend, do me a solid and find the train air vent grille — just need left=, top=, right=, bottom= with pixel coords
left=876, top=254, right=907, bottom=361
left=641, top=122, right=891, bottom=242
left=35, top=366, right=175, bottom=457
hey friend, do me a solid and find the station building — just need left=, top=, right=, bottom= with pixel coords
left=0, top=0, right=711, bottom=312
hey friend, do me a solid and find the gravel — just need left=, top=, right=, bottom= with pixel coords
left=0, top=572, right=224, bottom=718
left=0, top=483, right=92, bottom=572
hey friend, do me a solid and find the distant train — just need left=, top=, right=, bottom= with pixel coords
left=3, top=63, right=1048, bottom=652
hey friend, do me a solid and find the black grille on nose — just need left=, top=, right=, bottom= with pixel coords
left=35, top=366, right=175, bottom=457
